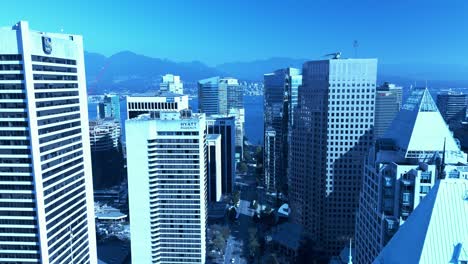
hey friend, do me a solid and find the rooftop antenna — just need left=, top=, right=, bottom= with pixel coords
left=353, top=40, right=359, bottom=58
left=348, top=238, right=353, bottom=264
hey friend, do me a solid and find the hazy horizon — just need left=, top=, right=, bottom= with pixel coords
left=3, top=0, right=468, bottom=66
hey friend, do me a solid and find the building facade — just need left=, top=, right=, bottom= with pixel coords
left=264, top=128, right=276, bottom=191
left=207, top=134, right=222, bottom=202
left=89, top=119, right=123, bottom=190
left=198, top=77, right=226, bottom=115
left=206, top=116, right=236, bottom=194
left=289, top=58, right=377, bottom=256
left=160, top=74, right=183, bottom=95
left=263, top=68, right=301, bottom=193
left=436, top=91, right=467, bottom=130
left=355, top=88, right=468, bottom=263
left=126, top=92, right=189, bottom=119
left=97, top=94, right=120, bottom=120
left=374, top=82, right=402, bottom=139
left=0, top=21, right=97, bottom=263
left=126, top=110, right=207, bottom=264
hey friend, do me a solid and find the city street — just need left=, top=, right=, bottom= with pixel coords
left=223, top=166, right=261, bottom=264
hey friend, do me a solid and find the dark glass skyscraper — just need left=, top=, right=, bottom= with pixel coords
left=263, top=68, right=301, bottom=193
left=289, top=58, right=377, bottom=256
left=436, top=91, right=467, bottom=130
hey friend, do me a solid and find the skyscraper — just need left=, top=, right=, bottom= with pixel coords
left=97, top=94, right=120, bottom=120
left=206, top=116, right=236, bottom=194
left=198, top=77, right=226, bottom=115
left=126, top=109, right=208, bottom=264
left=0, top=21, right=97, bottom=263
left=222, top=77, right=243, bottom=110
left=160, top=74, right=184, bottom=94
left=263, top=68, right=301, bottom=193
left=207, top=134, right=222, bottom=202
left=436, top=91, right=467, bottom=130
left=374, top=177, right=468, bottom=263
left=289, top=58, right=377, bottom=256
left=264, top=128, right=276, bottom=191
left=374, top=82, right=402, bottom=139
left=198, top=77, right=245, bottom=159
left=89, top=119, right=123, bottom=190
left=355, top=88, right=468, bottom=263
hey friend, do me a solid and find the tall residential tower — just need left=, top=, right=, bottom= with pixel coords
left=0, top=21, right=97, bottom=263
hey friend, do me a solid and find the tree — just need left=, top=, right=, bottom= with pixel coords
left=231, top=191, right=240, bottom=205
left=213, top=236, right=225, bottom=251
left=243, top=150, right=252, bottom=162
left=238, top=162, right=248, bottom=174
left=265, top=254, right=279, bottom=264
left=220, top=225, right=230, bottom=240
left=248, top=227, right=260, bottom=259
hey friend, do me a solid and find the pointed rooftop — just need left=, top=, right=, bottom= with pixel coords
left=373, top=178, right=468, bottom=263
left=384, top=88, right=465, bottom=161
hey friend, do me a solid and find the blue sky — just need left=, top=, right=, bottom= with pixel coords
left=2, top=0, right=468, bottom=66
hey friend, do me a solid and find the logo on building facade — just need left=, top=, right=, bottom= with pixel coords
left=180, top=122, right=197, bottom=130
left=42, top=36, right=52, bottom=54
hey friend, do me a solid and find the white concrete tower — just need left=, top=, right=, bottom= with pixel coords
left=0, top=21, right=97, bottom=263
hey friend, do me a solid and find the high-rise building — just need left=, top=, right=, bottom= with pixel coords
left=355, top=88, right=468, bottom=263
left=207, top=134, right=222, bottom=202
left=206, top=116, right=236, bottom=194
left=264, top=128, right=276, bottom=191
left=228, top=107, right=245, bottom=161
left=436, top=91, right=467, bottom=130
left=374, top=177, right=468, bottom=263
left=0, top=21, right=97, bottom=263
left=89, top=119, right=121, bottom=151
left=289, top=58, right=377, bottom=256
left=97, top=94, right=120, bottom=120
left=222, top=77, right=243, bottom=110
left=126, top=92, right=189, bottom=119
left=263, top=68, right=302, bottom=193
left=198, top=76, right=244, bottom=115
left=198, top=77, right=245, bottom=159
left=126, top=110, right=207, bottom=264
left=89, top=119, right=123, bottom=190
left=374, top=82, right=402, bottom=139
left=160, top=74, right=183, bottom=94
left=198, top=77, right=226, bottom=115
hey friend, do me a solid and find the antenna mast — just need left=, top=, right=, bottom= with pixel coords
left=348, top=238, right=353, bottom=264
left=353, top=40, right=359, bottom=57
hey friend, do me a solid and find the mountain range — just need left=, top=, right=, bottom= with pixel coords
left=84, top=51, right=468, bottom=94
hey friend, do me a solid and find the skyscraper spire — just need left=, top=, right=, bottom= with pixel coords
left=348, top=238, right=353, bottom=264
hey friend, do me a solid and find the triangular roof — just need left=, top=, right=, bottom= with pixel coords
left=384, top=88, right=461, bottom=158
left=373, top=179, right=468, bottom=263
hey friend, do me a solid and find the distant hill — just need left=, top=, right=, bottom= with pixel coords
left=84, top=51, right=468, bottom=94
left=216, top=57, right=306, bottom=81
left=84, top=51, right=224, bottom=94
